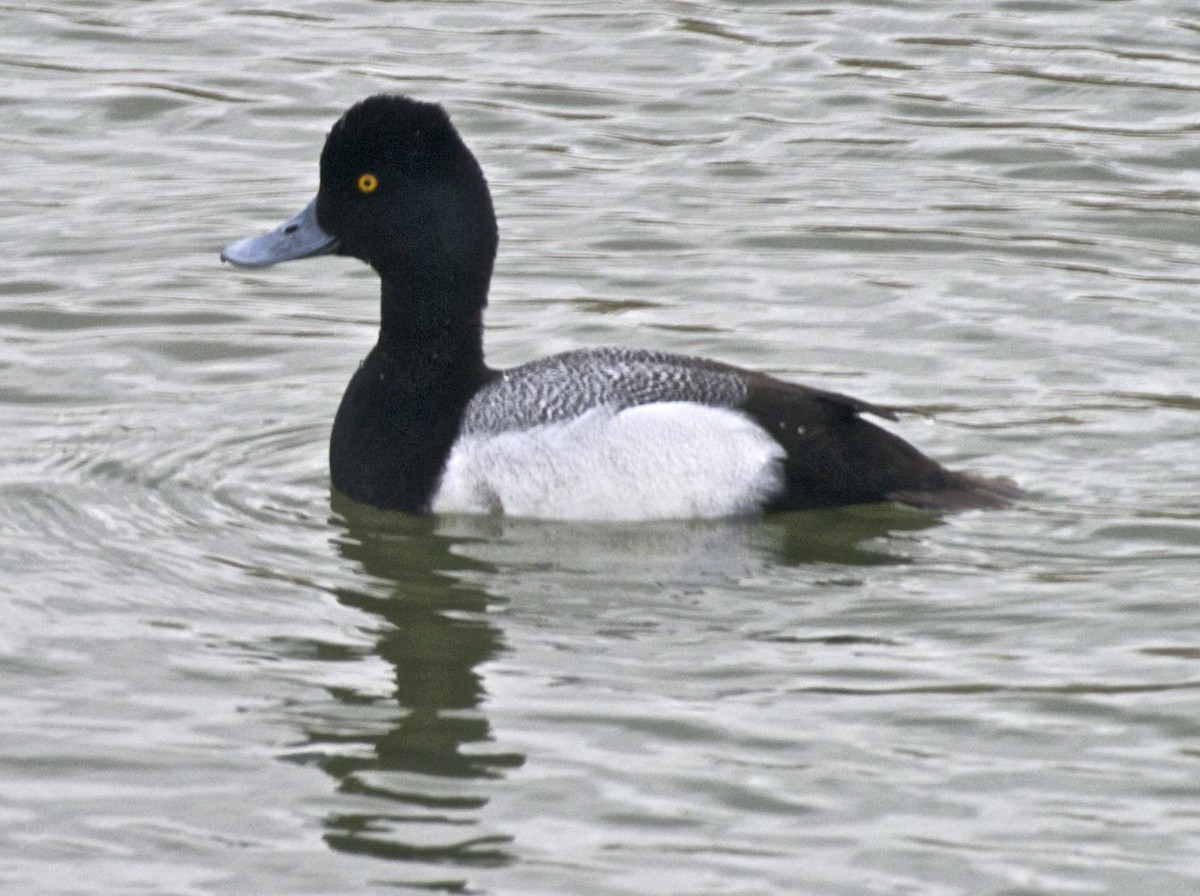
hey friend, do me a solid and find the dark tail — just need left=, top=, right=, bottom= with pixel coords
left=888, top=469, right=1022, bottom=511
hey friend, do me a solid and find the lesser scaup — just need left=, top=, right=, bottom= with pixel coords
left=222, top=94, right=1016, bottom=520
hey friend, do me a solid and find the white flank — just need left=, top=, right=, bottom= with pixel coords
left=431, top=403, right=785, bottom=521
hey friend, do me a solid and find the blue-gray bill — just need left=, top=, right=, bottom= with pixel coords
left=220, top=198, right=338, bottom=268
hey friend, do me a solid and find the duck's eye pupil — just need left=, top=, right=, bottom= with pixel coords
left=356, top=173, right=379, bottom=194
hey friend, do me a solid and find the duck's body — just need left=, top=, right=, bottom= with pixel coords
left=222, top=94, right=1015, bottom=520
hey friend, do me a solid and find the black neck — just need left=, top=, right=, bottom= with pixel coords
left=376, top=275, right=487, bottom=371
left=329, top=277, right=492, bottom=512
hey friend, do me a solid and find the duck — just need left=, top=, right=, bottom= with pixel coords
left=221, top=94, right=1016, bottom=520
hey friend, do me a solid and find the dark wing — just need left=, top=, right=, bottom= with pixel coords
left=737, top=373, right=1018, bottom=511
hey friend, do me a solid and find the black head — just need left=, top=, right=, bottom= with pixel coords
left=316, top=95, right=498, bottom=308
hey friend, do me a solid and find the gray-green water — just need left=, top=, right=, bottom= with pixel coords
left=4, top=2, right=1199, bottom=894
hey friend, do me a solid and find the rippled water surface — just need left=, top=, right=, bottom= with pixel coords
left=4, top=2, right=1200, bottom=894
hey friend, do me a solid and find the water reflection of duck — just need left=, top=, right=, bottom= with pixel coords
left=299, top=514, right=520, bottom=869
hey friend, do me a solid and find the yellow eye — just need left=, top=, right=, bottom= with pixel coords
left=356, top=173, right=379, bottom=194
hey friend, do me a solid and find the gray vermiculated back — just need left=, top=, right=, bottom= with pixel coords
left=461, top=347, right=750, bottom=435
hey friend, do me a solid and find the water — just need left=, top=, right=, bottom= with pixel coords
left=3, top=1, right=1199, bottom=893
